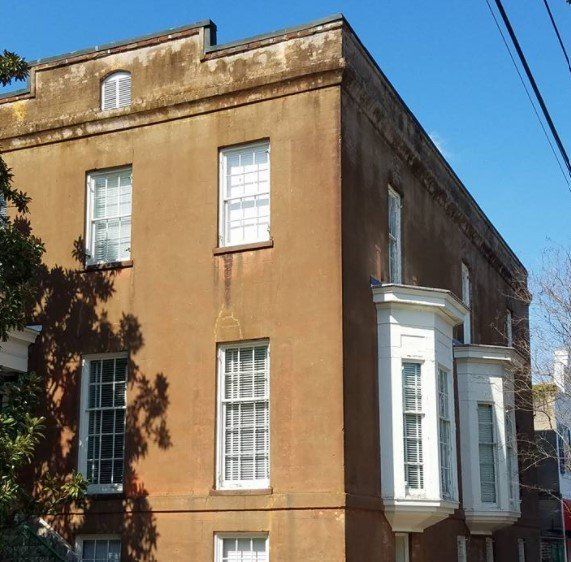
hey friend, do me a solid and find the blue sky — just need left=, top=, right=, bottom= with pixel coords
left=1, top=0, right=570, bottom=274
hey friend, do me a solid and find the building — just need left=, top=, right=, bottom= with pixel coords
left=0, top=14, right=539, bottom=562
left=534, top=350, right=571, bottom=561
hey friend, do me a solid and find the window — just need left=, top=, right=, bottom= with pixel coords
left=505, top=408, right=519, bottom=503
left=403, top=362, right=423, bottom=490
left=485, top=538, right=494, bottom=562
left=79, top=354, right=127, bottom=494
left=517, top=538, right=526, bottom=562
left=438, top=369, right=452, bottom=498
left=506, top=309, right=513, bottom=347
left=101, top=72, right=131, bottom=110
left=219, top=142, right=270, bottom=247
left=457, top=536, right=467, bottom=562
left=77, top=536, right=121, bottom=561
left=395, top=534, right=409, bottom=562
left=388, top=186, right=402, bottom=283
left=461, top=263, right=471, bottom=343
left=86, top=167, right=132, bottom=265
left=478, top=404, right=497, bottom=503
left=217, top=343, right=270, bottom=489
left=557, top=423, right=571, bottom=474
left=215, top=534, right=269, bottom=562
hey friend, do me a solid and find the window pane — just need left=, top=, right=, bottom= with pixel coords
left=85, top=357, right=127, bottom=488
left=221, top=345, right=269, bottom=486
left=88, top=169, right=132, bottom=264
left=220, top=537, right=268, bottom=562
left=220, top=143, right=270, bottom=246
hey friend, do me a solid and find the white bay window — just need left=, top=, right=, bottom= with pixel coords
left=373, top=284, right=465, bottom=532
left=86, top=167, right=132, bottom=265
left=219, top=142, right=270, bottom=247
left=217, top=342, right=270, bottom=489
left=455, top=345, right=521, bottom=535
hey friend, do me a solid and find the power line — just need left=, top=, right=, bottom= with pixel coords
left=541, top=0, right=571, bottom=77
left=492, top=0, right=571, bottom=182
left=484, top=0, right=570, bottom=187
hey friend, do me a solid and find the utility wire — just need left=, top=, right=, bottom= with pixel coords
left=484, top=0, right=571, bottom=187
left=541, top=0, right=571, bottom=77
left=492, top=0, right=571, bottom=182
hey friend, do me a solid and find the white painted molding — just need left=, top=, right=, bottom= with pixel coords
left=0, top=326, right=42, bottom=373
left=454, top=344, right=522, bottom=535
left=374, top=284, right=463, bottom=533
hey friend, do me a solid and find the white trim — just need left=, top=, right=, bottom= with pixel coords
left=216, top=341, right=270, bottom=490
left=395, top=533, right=410, bottom=562
left=218, top=141, right=271, bottom=248
left=101, top=71, right=131, bottom=111
left=78, top=352, right=128, bottom=495
left=457, top=536, right=467, bottom=562
left=214, top=532, right=269, bottom=562
left=75, top=534, right=121, bottom=561
left=85, top=167, right=132, bottom=266
left=486, top=537, right=494, bottom=562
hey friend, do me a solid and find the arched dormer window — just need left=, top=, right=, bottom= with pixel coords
left=101, top=71, right=131, bottom=111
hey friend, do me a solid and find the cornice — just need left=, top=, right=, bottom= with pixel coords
left=372, top=283, right=468, bottom=326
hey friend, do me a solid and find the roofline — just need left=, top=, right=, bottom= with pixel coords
left=0, top=13, right=526, bottom=274
left=338, top=17, right=526, bottom=275
left=30, top=19, right=215, bottom=67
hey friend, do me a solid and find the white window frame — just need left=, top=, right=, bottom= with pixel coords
left=85, top=167, right=132, bottom=266
left=505, top=406, right=520, bottom=507
left=438, top=368, right=453, bottom=499
left=395, top=533, right=410, bottom=562
left=457, top=536, right=467, bottom=562
left=75, top=534, right=122, bottom=561
left=216, top=341, right=270, bottom=490
left=477, top=402, right=498, bottom=504
left=388, top=186, right=402, bottom=284
left=78, top=352, right=128, bottom=495
left=485, top=537, right=494, bottom=562
left=219, top=141, right=271, bottom=248
left=214, top=533, right=269, bottom=562
left=101, top=71, right=131, bottom=111
left=506, top=309, right=513, bottom=347
left=517, top=538, right=526, bottom=562
left=402, top=361, right=424, bottom=492
left=461, top=262, right=471, bottom=343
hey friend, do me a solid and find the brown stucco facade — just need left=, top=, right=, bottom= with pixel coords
left=0, top=15, right=539, bottom=561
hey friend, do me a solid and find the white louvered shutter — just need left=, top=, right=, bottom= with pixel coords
left=478, top=404, right=497, bottom=503
left=402, top=362, right=423, bottom=490
left=101, top=72, right=131, bottom=110
left=220, top=344, right=269, bottom=488
left=86, top=357, right=126, bottom=487
left=89, top=168, right=132, bottom=264
left=0, top=191, right=6, bottom=221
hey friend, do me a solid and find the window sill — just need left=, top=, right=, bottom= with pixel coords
left=213, top=240, right=273, bottom=256
left=210, top=487, right=273, bottom=496
left=84, top=260, right=133, bottom=272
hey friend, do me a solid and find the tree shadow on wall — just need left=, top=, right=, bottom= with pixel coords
left=31, top=238, right=171, bottom=561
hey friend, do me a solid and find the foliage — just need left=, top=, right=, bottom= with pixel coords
left=0, top=50, right=86, bottom=535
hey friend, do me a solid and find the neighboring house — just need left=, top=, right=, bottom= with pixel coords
left=0, top=328, right=79, bottom=561
left=0, top=14, right=539, bottom=562
left=535, top=349, right=571, bottom=562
